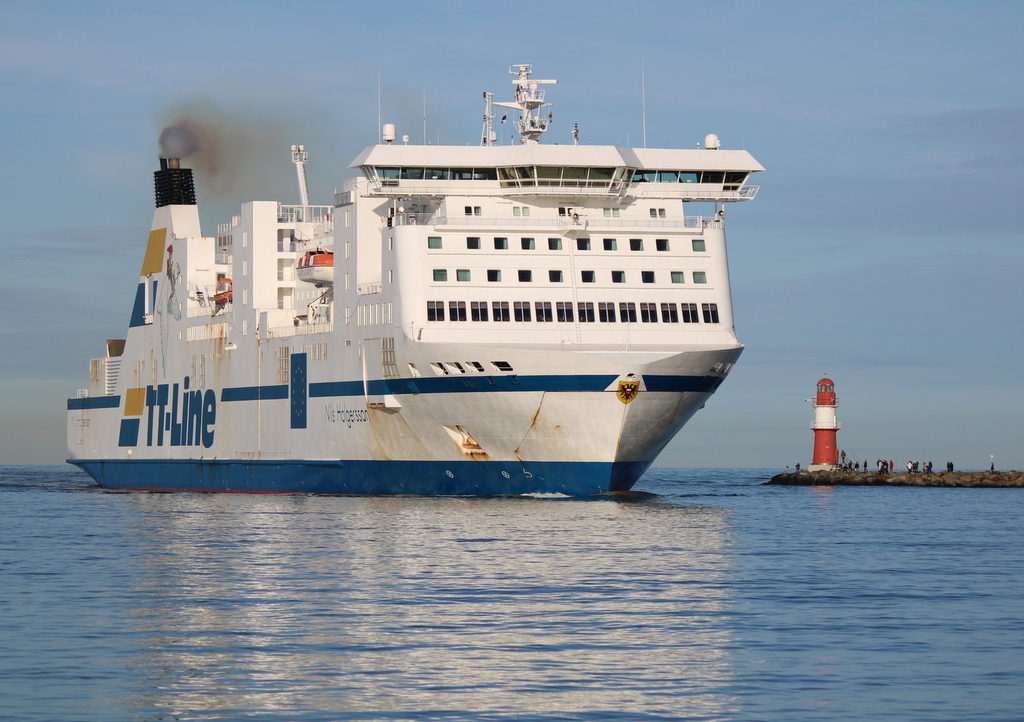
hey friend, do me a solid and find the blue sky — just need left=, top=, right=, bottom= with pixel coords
left=2, top=0, right=1022, bottom=469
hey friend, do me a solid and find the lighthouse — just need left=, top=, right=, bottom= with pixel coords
left=809, top=377, right=841, bottom=471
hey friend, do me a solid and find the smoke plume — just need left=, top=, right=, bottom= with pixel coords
left=157, top=100, right=294, bottom=202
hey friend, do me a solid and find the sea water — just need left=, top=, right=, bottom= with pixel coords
left=1, top=465, right=1021, bottom=721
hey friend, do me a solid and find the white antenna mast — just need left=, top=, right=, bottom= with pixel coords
left=641, top=60, right=647, bottom=149
left=291, top=144, right=309, bottom=206
left=481, top=91, right=496, bottom=146
left=492, top=63, right=557, bottom=144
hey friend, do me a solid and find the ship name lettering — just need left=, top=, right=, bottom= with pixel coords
left=324, top=403, right=368, bottom=428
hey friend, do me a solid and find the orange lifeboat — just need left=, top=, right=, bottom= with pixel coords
left=297, top=250, right=334, bottom=286
left=212, top=278, right=233, bottom=308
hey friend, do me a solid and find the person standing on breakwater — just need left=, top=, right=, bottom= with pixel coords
left=785, top=465, right=790, bottom=474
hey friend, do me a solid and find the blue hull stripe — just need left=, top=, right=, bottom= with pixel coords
left=69, top=375, right=718, bottom=410
left=221, top=385, right=289, bottom=402
left=67, top=458, right=653, bottom=496
left=307, top=374, right=716, bottom=399
left=644, top=374, right=725, bottom=392
left=68, top=395, right=121, bottom=410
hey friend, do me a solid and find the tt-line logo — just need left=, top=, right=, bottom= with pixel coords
left=144, top=379, right=216, bottom=448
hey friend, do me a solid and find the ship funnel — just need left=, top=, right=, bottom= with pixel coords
left=154, top=157, right=196, bottom=207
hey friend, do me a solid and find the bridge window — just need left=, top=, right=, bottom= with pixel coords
left=702, top=303, right=720, bottom=323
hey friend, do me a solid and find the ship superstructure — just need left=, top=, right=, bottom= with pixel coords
left=67, top=65, right=763, bottom=495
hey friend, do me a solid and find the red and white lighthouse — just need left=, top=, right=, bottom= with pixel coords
left=809, top=377, right=841, bottom=471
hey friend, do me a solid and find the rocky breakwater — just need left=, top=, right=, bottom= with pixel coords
left=767, top=470, right=1024, bottom=487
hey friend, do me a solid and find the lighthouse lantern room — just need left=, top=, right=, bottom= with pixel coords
left=809, top=377, right=841, bottom=471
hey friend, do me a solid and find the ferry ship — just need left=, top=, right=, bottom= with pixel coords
left=67, top=65, right=763, bottom=495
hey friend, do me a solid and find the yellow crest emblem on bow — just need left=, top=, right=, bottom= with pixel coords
left=616, top=380, right=640, bottom=404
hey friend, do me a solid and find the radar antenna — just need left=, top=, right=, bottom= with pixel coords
left=491, top=63, right=557, bottom=145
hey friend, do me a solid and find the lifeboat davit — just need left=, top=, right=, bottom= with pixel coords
left=212, top=278, right=233, bottom=308
left=297, top=250, right=334, bottom=286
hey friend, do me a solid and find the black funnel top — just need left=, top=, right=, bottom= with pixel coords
left=154, top=158, right=196, bottom=207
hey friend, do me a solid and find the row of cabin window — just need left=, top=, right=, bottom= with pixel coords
left=432, top=269, right=707, bottom=284
left=426, top=301, right=720, bottom=324
left=428, top=236, right=706, bottom=252
left=473, top=206, right=665, bottom=218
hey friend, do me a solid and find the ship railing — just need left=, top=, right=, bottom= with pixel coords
left=738, top=184, right=760, bottom=199
left=187, top=302, right=232, bottom=318
left=277, top=205, right=334, bottom=224
left=389, top=213, right=433, bottom=226
left=357, top=282, right=382, bottom=295
left=269, top=320, right=334, bottom=338
left=426, top=216, right=723, bottom=230
left=215, top=252, right=232, bottom=265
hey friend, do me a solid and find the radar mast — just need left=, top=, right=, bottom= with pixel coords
left=490, top=63, right=557, bottom=145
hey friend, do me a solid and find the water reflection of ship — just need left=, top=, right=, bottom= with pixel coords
left=123, top=493, right=738, bottom=716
